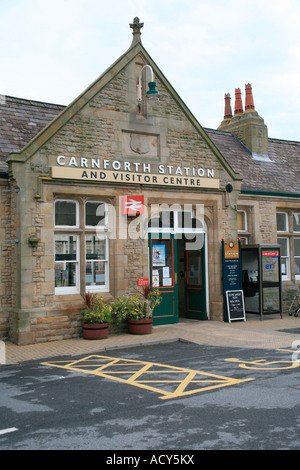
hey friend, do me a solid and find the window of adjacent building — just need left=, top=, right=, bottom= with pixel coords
left=277, top=237, right=290, bottom=279
left=237, top=210, right=247, bottom=232
left=276, top=211, right=300, bottom=281
left=293, top=212, right=300, bottom=232
left=54, top=199, right=109, bottom=295
left=276, top=212, right=288, bottom=232
left=237, top=209, right=250, bottom=244
left=295, top=238, right=300, bottom=279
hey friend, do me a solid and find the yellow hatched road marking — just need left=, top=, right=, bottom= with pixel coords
left=225, top=358, right=300, bottom=370
left=42, top=355, right=254, bottom=400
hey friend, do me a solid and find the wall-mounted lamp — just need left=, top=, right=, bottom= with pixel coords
left=137, top=65, right=160, bottom=112
left=28, top=234, right=40, bottom=248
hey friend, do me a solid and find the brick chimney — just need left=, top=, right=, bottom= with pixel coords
left=234, top=88, right=243, bottom=114
left=224, top=93, right=233, bottom=119
left=218, top=84, right=268, bottom=157
left=245, top=83, right=254, bottom=110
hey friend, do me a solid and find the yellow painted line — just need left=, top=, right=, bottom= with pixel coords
left=225, top=358, right=300, bottom=370
left=42, top=355, right=254, bottom=400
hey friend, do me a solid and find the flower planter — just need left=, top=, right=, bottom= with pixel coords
left=82, top=322, right=109, bottom=340
left=127, top=318, right=153, bottom=335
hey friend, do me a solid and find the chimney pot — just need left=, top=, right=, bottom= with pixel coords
left=234, top=88, right=243, bottom=114
left=245, top=83, right=255, bottom=110
left=224, top=93, right=233, bottom=119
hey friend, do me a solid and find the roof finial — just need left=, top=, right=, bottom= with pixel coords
left=245, top=83, right=255, bottom=110
left=130, top=17, right=144, bottom=45
left=234, top=88, right=243, bottom=115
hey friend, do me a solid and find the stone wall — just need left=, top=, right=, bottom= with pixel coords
left=0, top=179, right=17, bottom=340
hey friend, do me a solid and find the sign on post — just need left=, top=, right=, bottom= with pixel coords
left=222, top=239, right=245, bottom=322
left=226, top=290, right=246, bottom=323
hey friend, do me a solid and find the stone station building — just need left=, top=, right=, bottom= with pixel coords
left=0, top=18, right=299, bottom=345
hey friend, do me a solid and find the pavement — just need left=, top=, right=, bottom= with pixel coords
left=3, top=313, right=300, bottom=364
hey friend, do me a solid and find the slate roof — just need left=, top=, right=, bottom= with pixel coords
left=0, top=95, right=65, bottom=172
left=0, top=95, right=299, bottom=195
left=204, top=128, right=300, bottom=194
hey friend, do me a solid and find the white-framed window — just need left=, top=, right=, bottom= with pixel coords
left=148, top=207, right=205, bottom=234
left=293, top=213, right=300, bottom=232
left=55, top=200, right=79, bottom=228
left=85, top=235, right=109, bottom=291
left=54, top=199, right=110, bottom=295
left=277, top=237, right=290, bottom=280
left=276, top=210, right=300, bottom=281
left=237, top=210, right=247, bottom=232
left=237, top=209, right=250, bottom=244
left=85, top=201, right=108, bottom=228
left=55, top=234, right=80, bottom=294
left=276, top=212, right=288, bottom=232
left=295, top=238, right=300, bottom=280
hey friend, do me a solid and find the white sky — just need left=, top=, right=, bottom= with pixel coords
left=0, top=0, right=300, bottom=141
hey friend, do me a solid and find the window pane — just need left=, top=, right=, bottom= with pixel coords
left=177, top=211, right=204, bottom=230
left=55, top=262, right=77, bottom=287
left=149, top=211, right=174, bottom=229
left=276, top=213, right=287, bottom=232
left=86, top=202, right=106, bottom=227
left=277, top=238, right=287, bottom=257
left=237, top=211, right=246, bottom=231
left=294, top=238, right=300, bottom=256
left=86, top=261, right=106, bottom=286
left=55, top=235, right=77, bottom=261
left=55, top=201, right=77, bottom=226
left=85, top=235, right=106, bottom=260
left=295, top=258, right=300, bottom=276
left=293, top=213, right=300, bottom=232
left=151, top=239, right=173, bottom=287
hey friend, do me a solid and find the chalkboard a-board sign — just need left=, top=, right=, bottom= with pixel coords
left=226, top=290, right=246, bottom=323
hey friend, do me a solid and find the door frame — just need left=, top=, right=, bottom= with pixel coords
left=148, top=209, right=209, bottom=322
left=148, top=233, right=179, bottom=325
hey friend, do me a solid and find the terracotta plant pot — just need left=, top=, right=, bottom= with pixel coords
left=82, top=322, right=109, bottom=340
left=127, top=318, right=153, bottom=335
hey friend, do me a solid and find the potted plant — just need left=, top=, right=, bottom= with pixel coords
left=81, top=292, right=112, bottom=340
left=125, top=286, right=162, bottom=335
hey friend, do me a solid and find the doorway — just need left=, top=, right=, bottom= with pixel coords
left=178, top=234, right=207, bottom=320
left=149, top=231, right=207, bottom=325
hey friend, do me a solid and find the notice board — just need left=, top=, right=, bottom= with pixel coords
left=222, top=239, right=244, bottom=322
left=226, top=290, right=246, bottom=323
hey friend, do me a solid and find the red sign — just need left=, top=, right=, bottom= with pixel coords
left=121, top=196, right=144, bottom=215
left=137, top=278, right=149, bottom=287
left=262, top=251, right=279, bottom=257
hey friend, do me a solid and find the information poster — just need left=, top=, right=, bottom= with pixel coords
left=262, top=251, right=279, bottom=282
left=152, top=245, right=166, bottom=266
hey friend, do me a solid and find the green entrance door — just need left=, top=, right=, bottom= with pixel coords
left=185, top=233, right=207, bottom=320
left=149, top=234, right=178, bottom=325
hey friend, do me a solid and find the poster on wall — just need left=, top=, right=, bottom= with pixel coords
left=152, top=245, right=166, bottom=266
left=262, top=251, right=279, bottom=282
